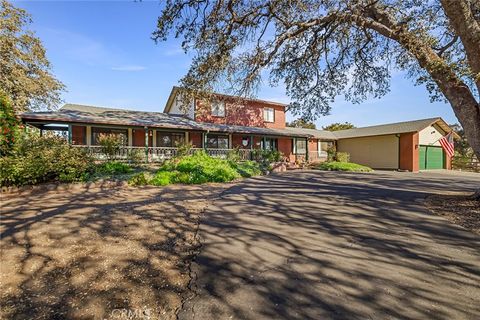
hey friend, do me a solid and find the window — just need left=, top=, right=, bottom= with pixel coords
left=91, top=127, right=128, bottom=145
left=206, top=134, right=229, bottom=149
left=157, top=132, right=185, bottom=147
left=263, top=107, right=275, bottom=122
left=295, top=139, right=307, bottom=154
left=320, top=141, right=333, bottom=152
left=261, top=138, right=278, bottom=150
left=211, top=101, right=225, bottom=117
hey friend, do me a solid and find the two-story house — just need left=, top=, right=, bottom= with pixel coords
left=20, top=86, right=457, bottom=171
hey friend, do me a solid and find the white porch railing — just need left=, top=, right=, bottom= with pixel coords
left=72, top=145, right=254, bottom=162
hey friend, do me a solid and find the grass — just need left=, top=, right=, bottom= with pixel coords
left=315, top=161, right=373, bottom=172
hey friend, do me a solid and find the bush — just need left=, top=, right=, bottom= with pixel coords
left=252, top=149, right=283, bottom=164
left=0, top=94, right=22, bottom=156
left=140, top=151, right=262, bottom=186
left=128, top=172, right=150, bottom=186
left=96, top=161, right=132, bottom=175
left=127, top=149, right=144, bottom=164
left=335, top=152, right=350, bottom=163
left=176, top=142, right=193, bottom=158
left=327, top=145, right=336, bottom=162
left=98, top=133, right=123, bottom=160
left=0, top=134, right=94, bottom=186
left=316, top=161, right=372, bottom=172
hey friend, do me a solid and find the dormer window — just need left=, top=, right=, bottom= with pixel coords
left=211, top=101, right=225, bottom=117
left=263, top=107, right=274, bottom=122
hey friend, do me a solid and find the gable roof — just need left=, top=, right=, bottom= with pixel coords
left=163, top=86, right=287, bottom=113
left=21, top=104, right=309, bottom=138
left=332, top=117, right=458, bottom=139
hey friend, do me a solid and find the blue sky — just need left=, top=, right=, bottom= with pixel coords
left=15, top=0, right=458, bottom=128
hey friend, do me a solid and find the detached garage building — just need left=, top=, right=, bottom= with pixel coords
left=333, top=118, right=458, bottom=172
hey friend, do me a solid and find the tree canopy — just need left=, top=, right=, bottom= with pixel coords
left=153, top=0, right=480, bottom=159
left=0, top=0, right=64, bottom=113
left=286, top=118, right=316, bottom=129
left=323, top=122, right=356, bottom=131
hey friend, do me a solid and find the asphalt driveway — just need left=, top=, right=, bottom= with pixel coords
left=180, top=170, right=480, bottom=320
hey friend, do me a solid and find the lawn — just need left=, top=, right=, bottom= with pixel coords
left=315, top=161, right=373, bottom=172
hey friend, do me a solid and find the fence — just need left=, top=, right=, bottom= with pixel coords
left=73, top=146, right=253, bottom=163
left=452, top=157, right=480, bottom=173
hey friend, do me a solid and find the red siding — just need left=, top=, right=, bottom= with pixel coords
left=195, top=99, right=286, bottom=129
left=399, top=132, right=419, bottom=172
left=189, top=132, right=203, bottom=148
left=72, top=125, right=86, bottom=145
left=308, top=139, right=318, bottom=151
left=132, top=129, right=153, bottom=147
left=232, top=134, right=253, bottom=149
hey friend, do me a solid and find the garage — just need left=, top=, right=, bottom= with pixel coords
left=419, top=145, right=445, bottom=170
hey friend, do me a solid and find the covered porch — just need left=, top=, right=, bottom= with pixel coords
left=24, top=121, right=328, bottom=163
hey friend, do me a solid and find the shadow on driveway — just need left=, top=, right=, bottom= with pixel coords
left=180, top=170, right=480, bottom=320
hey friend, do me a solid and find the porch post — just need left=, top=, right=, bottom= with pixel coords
left=67, top=124, right=72, bottom=144
left=228, top=133, right=232, bottom=149
left=86, top=126, right=92, bottom=146
left=152, top=129, right=157, bottom=147
left=185, top=131, right=189, bottom=145
left=293, top=137, right=297, bottom=162
left=127, top=128, right=133, bottom=146
left=144, top=126, right=149, bottom=163
left=202, top=132, right=207, bottom=150
left=305, top=138, right=309, bottom=162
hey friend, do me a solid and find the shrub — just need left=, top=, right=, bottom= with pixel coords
left=252, top=149, right=283, bottom=164
left=176, top=142, right=193, bottom=158
left=98, top=133, right=123, bottom=160
left=230, top=160, right=262, bottom=177
left=0, top=94, right=22, bottom=156
left=327, top=145, right=336, bottom=162
left=127, top=149, right=144, bottom=164
left=0, top=134, right=94, bottom=186
left=128, top=172, right=150, bottom=186
left=335, top=152, right=350, bottom=163
left=96, top=161, right=132, bottom=175
left=175, top=151, right=241, bottom=183
left=150, top=171, right=177, bottom=186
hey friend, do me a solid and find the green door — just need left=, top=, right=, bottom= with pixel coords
left=419, top=145, right=444, bottom=170
left=419, top=146, right=427, bottom=170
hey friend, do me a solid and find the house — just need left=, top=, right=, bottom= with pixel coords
left=20, top=87, right=457, bottom=171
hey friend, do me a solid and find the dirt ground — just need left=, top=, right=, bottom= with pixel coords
left=0, top=182, right=227, bottom=320
left=426, top=192, right=480, bottom=235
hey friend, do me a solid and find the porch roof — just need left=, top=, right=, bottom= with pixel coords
left=21, top=104, right=310, bottom=138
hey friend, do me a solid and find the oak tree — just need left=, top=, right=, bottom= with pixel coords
left=323, top=122, right=356, bottom=131
left=153, top=0, right=480, bottom=159
left=0, top=0, right=64, bottom=113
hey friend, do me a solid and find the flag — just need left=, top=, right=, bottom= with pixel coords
left=439, top=132, right=454, bottom=158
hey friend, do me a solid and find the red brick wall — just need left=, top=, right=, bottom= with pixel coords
left=399, top=132, right=419, bottom=172
left=72, top=125, right=86, bottom=145
left=278, top=138, right=294, bottom=162
left=189, top=132, right=203, bottom=148
left=195, top=99, right=286, bottom=129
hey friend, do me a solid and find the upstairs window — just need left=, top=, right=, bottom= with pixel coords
left=263, top=107, right=275, bottom=122
left=211, top=101, right=225, bottom=117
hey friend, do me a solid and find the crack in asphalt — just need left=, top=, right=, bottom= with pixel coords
left=176, top=187, right=232, bottom=320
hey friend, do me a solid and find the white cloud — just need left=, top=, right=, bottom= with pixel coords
left=111, top=65, right=146, bottom=71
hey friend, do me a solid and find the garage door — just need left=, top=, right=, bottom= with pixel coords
left=419, top=145, right=444, bottom=170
